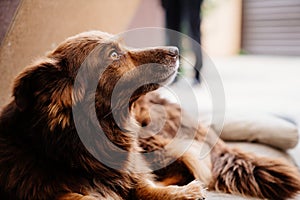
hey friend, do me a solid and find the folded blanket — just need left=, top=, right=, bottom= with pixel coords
left=206, top=113, right=299, bottom=150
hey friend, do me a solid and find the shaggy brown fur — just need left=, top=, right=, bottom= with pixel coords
left=0, top=31, right=205, bottom=200
left=0, top=30, right=299, bottom=200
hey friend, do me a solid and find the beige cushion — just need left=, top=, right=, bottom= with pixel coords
left=210, top=113, right=299, bottom=150
left=207, top=191, right=258, bottom=200
left=227, top=142, right=295, bottom=164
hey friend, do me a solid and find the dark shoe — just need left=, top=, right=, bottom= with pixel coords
left=192, top=78, right=201, bottom=85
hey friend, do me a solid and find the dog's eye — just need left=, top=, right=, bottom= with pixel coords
left=110, top=51, right=119, bottom=60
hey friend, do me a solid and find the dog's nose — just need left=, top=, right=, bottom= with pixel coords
left=167, top=47, right=179, bottom=57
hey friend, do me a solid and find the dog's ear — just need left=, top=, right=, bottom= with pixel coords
left=13, top=63, right=49, bottom=111
left=13, top=60, right=85, bottom=111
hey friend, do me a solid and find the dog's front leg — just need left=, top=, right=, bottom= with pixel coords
left=135, top=179, right=206, bottom=200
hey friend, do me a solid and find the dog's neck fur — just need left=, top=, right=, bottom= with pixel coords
left=98, top=113, right=136, bottom=151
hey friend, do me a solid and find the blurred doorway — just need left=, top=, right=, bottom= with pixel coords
left=242, top=0, right=300, bottom=56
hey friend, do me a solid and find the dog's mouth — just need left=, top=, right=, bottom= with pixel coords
left=156, top=64, right=178, bottom=85
left=156, top=54, right=179, bottom=85
left=128, top=46, right=179, bottom=86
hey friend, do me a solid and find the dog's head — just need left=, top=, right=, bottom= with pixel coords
left=12, top=31, right=179, bottom=130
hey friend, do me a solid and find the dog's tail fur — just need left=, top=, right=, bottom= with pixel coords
left=209, top=144, right=300, bottom=199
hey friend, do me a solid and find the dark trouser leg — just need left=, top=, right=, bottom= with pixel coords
left=162, top=0, right=182, bottom=82
left=163, top=0, right=181, bottom=48
left=185, top=0, right=203, bottom=82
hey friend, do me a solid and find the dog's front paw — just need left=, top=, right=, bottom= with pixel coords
left=172, top=180, right=206, bottom=200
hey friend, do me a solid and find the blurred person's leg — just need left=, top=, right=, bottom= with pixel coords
left=161, top=0, right=182, bottom=83
left=162, top=0, right=181, bottom=48
left=185, top=0, right=204, bottom=84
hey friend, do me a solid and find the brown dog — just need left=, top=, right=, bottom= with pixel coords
left=0, top=31, right=299, bottom=200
